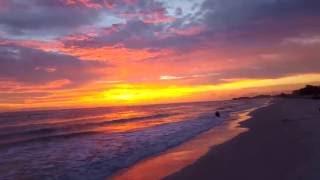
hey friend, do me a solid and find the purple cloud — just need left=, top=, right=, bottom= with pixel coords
left=0, top=44, right=107, bottom=86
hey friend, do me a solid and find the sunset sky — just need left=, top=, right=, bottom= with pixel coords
left=1, top=0, right=320, bottom=110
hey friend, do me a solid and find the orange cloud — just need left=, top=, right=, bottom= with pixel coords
left=3, top=38, right=169, bottom=62
left=0, top=79, right=71, bottom=93
left=62, top=45, right=167, bottom=62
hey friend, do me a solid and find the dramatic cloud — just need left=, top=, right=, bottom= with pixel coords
left=0, top=0, right=320, bottom=109
left=0, top=44, right=107, bottom=86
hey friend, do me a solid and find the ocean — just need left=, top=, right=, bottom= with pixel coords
left=0, top=99, right=270, bottom=180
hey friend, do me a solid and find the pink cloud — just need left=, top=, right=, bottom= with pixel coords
left=121, top=8, right=175, bottom=24
left=0, top=0, right=10, bottom=11
left=141, top=10, right=176, bottom=24
left=170, top=26, right=205, bottom=36
left=123, top=0, right=138, bottom=5
left=64, top=0, right=103, bottom=9
left=102, top=24, right=124, bottom=35
left=63, top=0, right=139, bottom=9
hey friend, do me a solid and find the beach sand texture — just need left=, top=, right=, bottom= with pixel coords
left=167, top=98, right=320, bottom=180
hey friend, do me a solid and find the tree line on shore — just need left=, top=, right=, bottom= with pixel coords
left=233, top=85, right=320, bottom=100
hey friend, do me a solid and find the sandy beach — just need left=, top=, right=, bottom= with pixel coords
left=112, top=105, right=261, bottom=180
left=167, top=98, right=320, bottom=180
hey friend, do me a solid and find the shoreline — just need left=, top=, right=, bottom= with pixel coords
left=167, top=98, right=320, bottom=180
left=111, top=100, right=271, bottom=180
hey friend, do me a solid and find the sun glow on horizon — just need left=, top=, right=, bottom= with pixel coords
left=1, top=0, right=320, bottom=112
left=1, top=73, right=320, bottom=111
left=75, top=73, right=320, bottom=106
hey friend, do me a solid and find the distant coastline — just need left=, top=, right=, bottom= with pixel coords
left=233, top=84, right=320, bottom=100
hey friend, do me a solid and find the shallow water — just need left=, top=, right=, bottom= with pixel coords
left=0, top=99, right=269, bottom=180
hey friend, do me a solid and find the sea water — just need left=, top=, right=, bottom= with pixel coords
left=0, top=99, right=269, bottom=180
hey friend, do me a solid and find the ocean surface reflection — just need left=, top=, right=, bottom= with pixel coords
left=0, top=99, right=269, bottom=179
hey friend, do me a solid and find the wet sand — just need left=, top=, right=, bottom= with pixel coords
left=167, top=98, right=320, bottom=180
left=112, top=101, right=270, bottom=180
